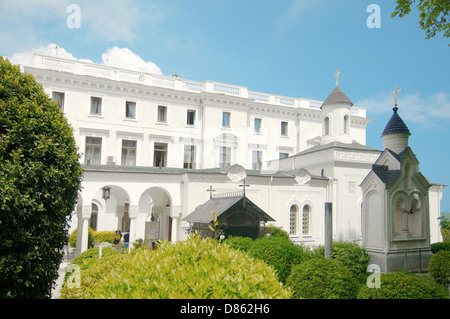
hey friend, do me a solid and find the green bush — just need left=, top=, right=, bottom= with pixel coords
left=331, top=241, right=370, bottom=282
left=429, top=251, right=450, bottom=286
left=0, top=57, right=82, bottom=298
left=358, top=272, right=448, bottom=299
left=260, top=225, right=290, bottom=239
left=247, top=235, right=305, bottom=284
left=61, top=235, right=291, bottom=299
left=431, top=242, right=450, bottom=254
left=224, top=236, right=254, bottom=252
left=69, top=228, right=95, bottom=249
left=92, top=231, right=115, bottom=245
left=286, top=258, right=359, bottom=299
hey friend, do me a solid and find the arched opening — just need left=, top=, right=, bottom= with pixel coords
left=89, top=203, right=98, bottom=231
left=324, top=117, right=330, bottom=135
left=404, top=163, right=412, bottom=189
left=139, top=187, right=173, bottom=243
left=343, top=115, right=350, bottom=134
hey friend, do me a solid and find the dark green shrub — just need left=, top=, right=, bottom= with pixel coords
left=429, top=251, right=450, bottom=286
left=431, top=242, right=450, bottom=254
left=358, top=272, right=448, bottom=299
left=286, top=258, right=359, bottom=299
left=248, top=235, right=305, bottom=284
left=61, top=235, right=291, bottom=299
left=0, top=57, right=82, bottom=298
left=224, top=236, right=254, bottom=252
left=260, top=225, right=290, bottom=239
left=331, top=241, right=370, bottom=282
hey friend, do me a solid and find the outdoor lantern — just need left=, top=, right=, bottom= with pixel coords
left=102, top=186, right=111, bottom=201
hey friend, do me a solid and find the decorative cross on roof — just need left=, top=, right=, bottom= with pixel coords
left=206, top=185, right=216, bottom=199
left=391, top=84, right=403, bottom=108
left=239, top=179, right=249, bottom=207
left=334, top=69, right=342, bottom=87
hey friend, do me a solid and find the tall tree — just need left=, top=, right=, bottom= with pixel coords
left=392, top=0, right=450, bottom=45
left=0, top=57, right=82, bottom=298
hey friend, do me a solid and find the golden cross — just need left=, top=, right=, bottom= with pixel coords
left=391, top=84, right=403, bottom=107
left=334, top=69, right=342, bottom=87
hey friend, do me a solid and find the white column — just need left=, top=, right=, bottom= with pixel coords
left=75, top=205, right=91, bottom=256
left=128, top=205, right=139, bottom=247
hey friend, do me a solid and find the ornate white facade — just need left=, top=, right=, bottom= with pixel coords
left=24, top=54, right=444, bottom=256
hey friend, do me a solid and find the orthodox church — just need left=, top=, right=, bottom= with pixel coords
left=23, top=54, right=445, bottom=259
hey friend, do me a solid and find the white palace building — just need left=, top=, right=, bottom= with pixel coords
left=24, top=54, right=445, bottom=258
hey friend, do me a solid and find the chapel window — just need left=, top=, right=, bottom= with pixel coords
left=302, top=205, right=311, bottom=235
left=289, top=205, right=298, bottom=235
left=344, top=115, right=349, bottom=134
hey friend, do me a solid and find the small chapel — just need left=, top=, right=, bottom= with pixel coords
left=361, top=90, right=435, bottom=272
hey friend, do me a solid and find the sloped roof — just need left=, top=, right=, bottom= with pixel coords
left=382, top=107, right=411, bottom=137
left=372, top=164, right=401, bottom=184
left=321, top=86, right=353, bottom=109
left=292, top=140, right=380, bottom=157
left=182, top=195, right=275, bottom=223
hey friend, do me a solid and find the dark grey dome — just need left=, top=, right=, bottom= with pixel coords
left=320, top=86, right=353, bottom=109
left=381, top=107, right=410, bottom=137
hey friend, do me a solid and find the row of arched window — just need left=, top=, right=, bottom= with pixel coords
left=324, top=115, right=350, bottom=135
left=289, top=204, right=311, bottom=236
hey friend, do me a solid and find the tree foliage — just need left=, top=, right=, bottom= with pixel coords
left=0, top=57, right=82, bottom=298
left=392, top=0, right=450, bottom=45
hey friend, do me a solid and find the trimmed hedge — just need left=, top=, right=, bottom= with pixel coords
left=69, top=228, right=115, bottom=248
left=358, top=272, right=448, bottom=299
left=286, top=258, right=359, bottom=299
left=431, top=242, right=450, bottom=254
left=428, top=251, right=450, bottom=286
left=61, top=235, right=292, bottom=299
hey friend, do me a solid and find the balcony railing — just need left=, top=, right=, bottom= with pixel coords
left=32, top=53, right=367, bottom=115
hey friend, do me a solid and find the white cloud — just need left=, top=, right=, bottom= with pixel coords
left=8, top=43, right=93, bottom=70
left=8, top=44, right=163, bottom=75
left=357, top=91, right=450, bottom=123
left=101, top=47, right=162, bottom=75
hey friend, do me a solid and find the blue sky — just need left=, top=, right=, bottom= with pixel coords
left=1, top=0, right=449, bottom=212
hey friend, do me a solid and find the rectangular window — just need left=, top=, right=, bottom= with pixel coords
left=85, top=137, right=102, bottom=165
left=281, top=121, right=288, bottom=136
left=186, top=110, right=196, bottom=126
left=254, top=118, right=261, bottom=133
left=219, top=146, right=231, bottom=168
left=279, top=152, right=289, bottom=159
left=52, top=92, right=65, bottom=110
left=183, top=145, right=196, bottom=169
left=121, top=140, right=136, bottom=166
left=158, top=105, right=167, bottom=123
left=154, top=143, right=168, bottom=168
left=252, top=151, right=262, bottom=170
left=125, top=101, right=136, bottom=119
left=90, top=97, right=102, bottom=115
left=222, top=112, right=230, bottom=127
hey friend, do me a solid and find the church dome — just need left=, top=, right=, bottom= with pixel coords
left=381, top=107, right=410, bottom=137
left=320, top=86, right=353, bottom=109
